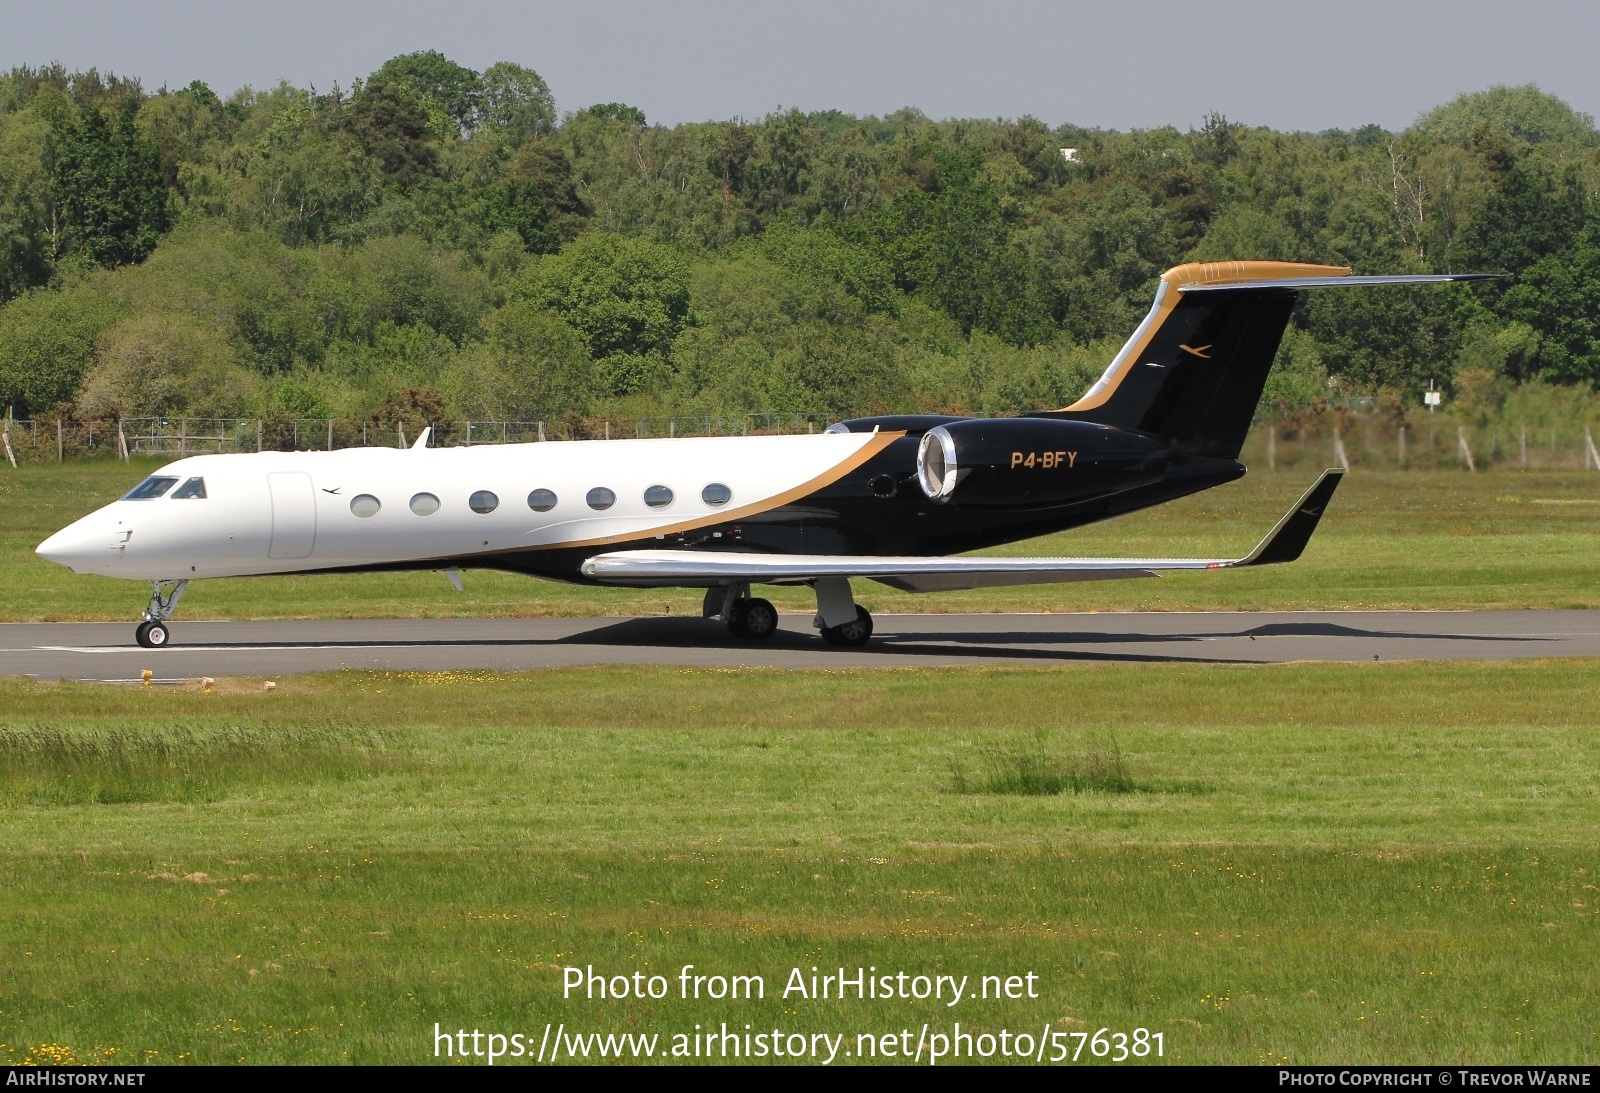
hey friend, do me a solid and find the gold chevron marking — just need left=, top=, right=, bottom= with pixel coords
left=1179, top=343, right=1213, bottom=359
left=1300, top=506, right=1322, bottom=516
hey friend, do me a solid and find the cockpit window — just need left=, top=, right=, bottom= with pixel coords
left=124, top=476, right=179, bottom=500
left=171, top=477, right=207, bottom=499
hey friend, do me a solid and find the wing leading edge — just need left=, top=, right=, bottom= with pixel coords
left=580, top=469, right=1344, bottom=591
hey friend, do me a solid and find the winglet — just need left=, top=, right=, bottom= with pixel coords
left=412, top=426, right=431, bottom=450
left=1235, top=468, right=1344, bottom=567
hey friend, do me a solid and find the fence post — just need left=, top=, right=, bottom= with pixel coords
left=1397, top=425, right=1406, bottom=467
left=179, top=417, right=187, bottom=457
left=1586, top=428, right=1600, bottom=471
left=328, top=419, right=334, bottom=451
left=1520, top=424, right=1527, bottom=469
left=117, top=417, right=129, bottom=462
left=604, top=421, right=610, bottom=440
left=57, top=417, right=63, bottom=462
left=255, top=419, right=262, bottom=453
left=1266, top=425, right=1276, bottom=471
left=2, top=406, right=15, bottom=469
left=397, top=423, right=406, bottom=449
left=1458, top=427, right=1476, bottom=472
left=537, top=421, right=546, bottom=442
left=1332, top=426, right=1349, bottom=471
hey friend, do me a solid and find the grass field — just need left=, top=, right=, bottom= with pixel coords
left=3, top=457, right=1599, bottom=622
left=3, top=661, right=1598, bottom=1065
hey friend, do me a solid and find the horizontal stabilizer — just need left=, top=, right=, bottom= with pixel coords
left=1180, top=272, right=1502, bottom=294
left=580, top=470, right=1343, bottom=589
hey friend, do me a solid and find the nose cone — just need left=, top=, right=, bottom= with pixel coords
left=36, top=517, right=109, bottom=572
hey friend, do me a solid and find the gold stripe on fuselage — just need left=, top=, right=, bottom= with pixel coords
left=448, top=429, right=907, bottom=560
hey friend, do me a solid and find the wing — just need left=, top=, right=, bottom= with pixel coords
left=580, top=469, right=1343, bottom=591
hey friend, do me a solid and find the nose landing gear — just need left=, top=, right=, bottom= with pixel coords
left=136, top=580, right=187, bottom=649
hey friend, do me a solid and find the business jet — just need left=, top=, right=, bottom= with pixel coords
left=36, top=261, right=1491, bottom=649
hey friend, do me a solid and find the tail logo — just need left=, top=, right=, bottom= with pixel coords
left=1299, top=506, right=1322, bottom=516
left=1179, top=344, right=1213, bottom=359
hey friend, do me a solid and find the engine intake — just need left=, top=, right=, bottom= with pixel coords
left=917, top=418, right=1168, bottom=506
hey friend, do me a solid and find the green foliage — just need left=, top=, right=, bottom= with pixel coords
left=48, top=105, right=170, bottom=268
left=448, top=301, right=594, bottom=419
left=513, top=232, right=689, bottom=394
left=478, top=62, right=556, bottom=146
left=344, top=80, right=438, bottom=184
left=0, top=66, right=1596, bottom=425
left=374, top=51, right=481, bottom=133
left=0, top=286, right=121, bottom=414
left=1413, top=84, right=1598, bottom=148
left=77, top=310, right=260, bottom=416
left=865, top=144, right=1051, bottom=345
left=0, top=110, right=53, bottom=300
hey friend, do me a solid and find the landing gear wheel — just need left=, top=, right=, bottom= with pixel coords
left=820, top=606, right=873, bottom=647
left=727, top=597, right=779, bottom=641
left=135, top=621, right=169, bottom=649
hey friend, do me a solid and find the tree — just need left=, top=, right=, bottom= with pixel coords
left=579, top=103, right=646, bottom=127
left=1414, top=84, right=1598, bottom=149
left=346, top=80, right=439, bottom=184
left=0, top=287, right=121, bottom=415
left=1453, top=150, right=1586, bottom=279
left=77, top=311, right=259, bottom=416
left=0, top=109, right=53, bottom=300
left=374, top=51, right=481, bottom=134
left=48, top=105, right=170, bottom=267
left=478, top=62, right=555, bottom=147
left=512, top=232, right=690, bottom=394
left=865, top=144, right=1051, bottom=345
left=481, top=141, right=589, bottom=252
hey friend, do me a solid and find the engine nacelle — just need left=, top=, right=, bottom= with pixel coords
left=916, top=418, right=1168, bottom=506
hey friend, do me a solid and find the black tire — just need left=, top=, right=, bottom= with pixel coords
left=135, top=621, right=169, bottom=649
left=728, top=597, right=779, bottom=641
left=820, top=606, right=873, bottom=647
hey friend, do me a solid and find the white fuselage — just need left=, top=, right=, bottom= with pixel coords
left=35, top=432, right=889, bottom=583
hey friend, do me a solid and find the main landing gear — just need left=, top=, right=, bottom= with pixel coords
left=135, top=580, right=187, bottom=649
left=703, top=578, right=874, bottom=647
left=813, top=576, right=872, bottom=647
left=705, top=584, right=779, bottom=641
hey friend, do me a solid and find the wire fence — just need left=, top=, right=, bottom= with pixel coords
left=3, top=408, right=1599, bottom=471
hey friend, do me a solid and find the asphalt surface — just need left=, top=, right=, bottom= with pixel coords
left=0, top=610, right=1596, bottom=681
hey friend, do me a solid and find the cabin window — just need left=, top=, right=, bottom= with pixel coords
left=349, top=494, right=381, bottom=518
left=171, top=477, right=207, bottom=499
left=409, top=492, right=441, bottom=516
left=124, top=476, right=179, bottom=500
left=469, top=490, right=499, bottom=514
left=527, top=489, right=558, bottom=512
left=586, top=487, right=616, bottom=511
left=701, top=482, right=732, bottom=507
left=643, top=484, right=674, bottom=508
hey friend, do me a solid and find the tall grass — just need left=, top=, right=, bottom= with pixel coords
left=949, top=731, right=1135, bottom=795
left=0, top=720, right=399, bottom=805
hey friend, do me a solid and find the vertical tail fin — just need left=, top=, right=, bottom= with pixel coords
left=1043, top=262, right=1499, bottom=460
left=1045, top=261, right=1347, bottom=459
